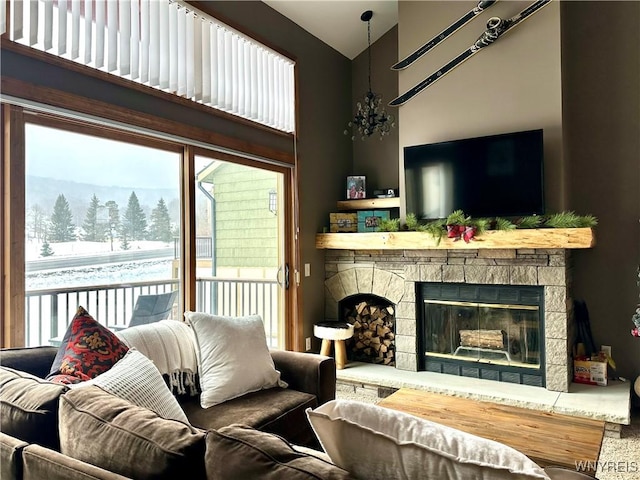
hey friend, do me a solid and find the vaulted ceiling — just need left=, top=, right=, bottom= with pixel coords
left=263, top=1, right=399, bottom=59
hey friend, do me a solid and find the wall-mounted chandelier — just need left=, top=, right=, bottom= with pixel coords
left=344, top=10, right=395, bottom=141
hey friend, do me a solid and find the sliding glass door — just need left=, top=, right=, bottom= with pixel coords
left=193, top=152, right=287, bottom=348
left=6, top=110, right=294, bottom=349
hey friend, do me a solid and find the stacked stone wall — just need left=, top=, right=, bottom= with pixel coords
left=324, top=248, right=573, bottom=392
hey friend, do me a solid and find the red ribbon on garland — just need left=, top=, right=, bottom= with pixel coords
left=446, top=225, right=477, bottom=243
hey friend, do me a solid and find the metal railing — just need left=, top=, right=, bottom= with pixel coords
left=173, top=237, right=212, bottom=259
left=25, top=277, right=280, bottom=348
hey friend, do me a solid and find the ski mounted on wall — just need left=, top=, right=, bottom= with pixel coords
left=391, top=0, right=498, bottom=71
left=389, top=0, right=552, bottom=107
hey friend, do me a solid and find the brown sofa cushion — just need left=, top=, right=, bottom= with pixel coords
left=0, top=366, right=68, bottom=450
left=0, top=431, right=28, bottom=480
left=205, top=424, right=355, bottom=479
left=0, top=346, right=58, bottom=379
left=23, top=444, right=132, bottom=480
left=182, top=387, right=317, bottom=445
left=59, top=386, right=206, bottom=480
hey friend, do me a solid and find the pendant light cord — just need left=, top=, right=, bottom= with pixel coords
left=367, top=18, right=372, bottom=93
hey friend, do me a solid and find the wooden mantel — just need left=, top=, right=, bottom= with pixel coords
left=316, top=228, right=595, bottom=250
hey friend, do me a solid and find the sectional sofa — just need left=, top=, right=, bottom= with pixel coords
left=0, top=315, right=595, bottom=480
left=0, top=344, right=351, bottom=480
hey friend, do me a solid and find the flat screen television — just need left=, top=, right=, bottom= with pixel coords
left=404, top=129, right=544, bottom=220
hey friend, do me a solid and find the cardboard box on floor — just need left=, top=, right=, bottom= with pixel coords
left=573, top=355, right=608, bottom=386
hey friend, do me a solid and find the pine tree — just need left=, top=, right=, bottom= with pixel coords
left=149, top=198, right=173, bottom=242
left=49, top=194, right=76, bottom=242
left=121, top=191, right=147, bottom=241
left=27, top=204, right=47, bottom=241
left=40, top=238, right=54, bottom=257
left=120, top=233, right=130, bottom=251
left=105, top=200, right=120, bottom=252
left=81, top=194, right=106, bottom=242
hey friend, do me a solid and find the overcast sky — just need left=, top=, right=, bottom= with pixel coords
left=26, top=124, right=180, bottom=190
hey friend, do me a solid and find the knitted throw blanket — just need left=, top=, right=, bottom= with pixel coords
left=116, top=319, right=199, bottom=396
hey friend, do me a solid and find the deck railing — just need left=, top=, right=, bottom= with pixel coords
left=174, top=237, right=212, bottom=259
left=25, top=277, right=280, bottom=348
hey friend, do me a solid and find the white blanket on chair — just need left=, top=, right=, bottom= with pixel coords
left=116, top=319, right=199, bottom=396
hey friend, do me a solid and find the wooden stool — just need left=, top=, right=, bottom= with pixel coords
left=314, top=321, right=354, bottom=370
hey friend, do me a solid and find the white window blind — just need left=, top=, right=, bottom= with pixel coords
left=5, top=0, right=296, bottom=133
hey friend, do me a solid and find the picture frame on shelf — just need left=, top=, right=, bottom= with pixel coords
left=329, top=213, right=358, bottom=232
left=346, top=175, right=366, bottom=199
left=357, top=210, right=391, bottom=232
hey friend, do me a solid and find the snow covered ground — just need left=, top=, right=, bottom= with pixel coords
left=25, top=240, right=170, bottom=260
left=25, top=240, right=175, bottom=290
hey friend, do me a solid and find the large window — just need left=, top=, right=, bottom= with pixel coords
left=24, top=120, right=182, bottom=345
left=2, top=105, right=295, bottom=349
left=4, top=0, right=296, bottom=133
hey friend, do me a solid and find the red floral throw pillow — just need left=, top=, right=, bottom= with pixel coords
left=47, top=306, right=129, bottom=385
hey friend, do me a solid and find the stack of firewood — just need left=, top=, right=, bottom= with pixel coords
left=345, top=300, right=395, bottom=366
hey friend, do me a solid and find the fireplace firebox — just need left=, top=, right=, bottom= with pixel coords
left=340, top=294, right=396, bottom=366
left=418, top=283, right=545, bottom=386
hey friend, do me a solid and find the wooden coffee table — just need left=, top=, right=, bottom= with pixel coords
left=378, top=388, right=605, bottom=476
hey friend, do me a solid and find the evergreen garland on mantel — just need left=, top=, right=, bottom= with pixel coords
left=378, top=210, right=597, bottom=245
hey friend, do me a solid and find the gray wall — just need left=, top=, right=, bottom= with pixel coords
left=351, top=26, right=400, bottom=191
left=561, top=1, right=640, bottom=393
left=365, top=1, right=638, bottom=388
left=397, top=1, right=565, bottom=215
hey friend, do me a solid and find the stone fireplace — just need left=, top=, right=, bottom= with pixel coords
left=324, top=248, right=575, bottom=392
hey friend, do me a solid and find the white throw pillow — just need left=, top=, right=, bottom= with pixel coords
left=73, top=349, right=189, bottom=424
left=184, top=312, right=287, bottom=408
left=306, top=399, right=550, bottom=480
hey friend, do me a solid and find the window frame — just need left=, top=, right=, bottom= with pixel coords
left=1, top=0, right=298, bottom=137
left=1, top=96, right=299, bottom=350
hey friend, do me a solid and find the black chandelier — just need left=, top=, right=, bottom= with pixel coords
left=344, top=10, right=395, bottom=141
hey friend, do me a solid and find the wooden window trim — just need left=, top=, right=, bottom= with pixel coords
left=1, top=76, right=295, bottom=167
left=182, top=146, right=197, bottom=313
left=2, top=104, right=26, bottom=348
left=25, top=114, right=185, bottom=154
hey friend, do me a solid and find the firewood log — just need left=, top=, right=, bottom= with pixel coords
left=377, top=326, right=391, bottom=337
left=459, top=329, right=505, bottom=349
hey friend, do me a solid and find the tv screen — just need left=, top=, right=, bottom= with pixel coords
left=404, top=129, right=544, bottom=220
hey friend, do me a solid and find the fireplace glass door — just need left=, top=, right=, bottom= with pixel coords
left=419, top=283, right=544, bottom=386
left=424, top=300, right=540, bottom=368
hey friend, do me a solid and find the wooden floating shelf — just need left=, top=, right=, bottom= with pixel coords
left=336, top=197, right=400, bottom=211
left=316, top=228, right=595, bottom=250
